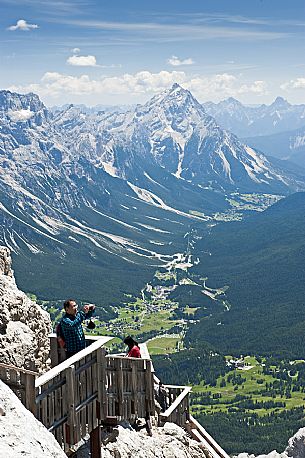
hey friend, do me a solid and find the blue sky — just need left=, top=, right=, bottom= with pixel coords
left=1, top=0, right=305, bottom=106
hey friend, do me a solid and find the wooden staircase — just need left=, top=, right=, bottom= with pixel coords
left=0, top=337, right=230, bottom=458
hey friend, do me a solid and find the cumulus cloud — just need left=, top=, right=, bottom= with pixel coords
left=67, top=54, right=97, bottom=67
left=8, top=70, right=269, bottom=104
left=8, top=19, right=38, bottom=31
left=238, top=80, right=267, bottom=95
left=281, top=78, right=305, bottom=90
left=185, top=73, right=238, bottom=99
left=71, top=47, right=81, bottom=54
left=8, top=109, right=34, bottom=122
left=32, top=70, right=186, bottom=96
left=168, top=55, right=194, bottom=66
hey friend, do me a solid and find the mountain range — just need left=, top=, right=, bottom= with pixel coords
left=0, top=84, right=304, bottom=305
left=202, top=96, right=305, bottom=168
left=203, top=96, right=305, bottom=138
left=245, top=126, right=305, bottom=168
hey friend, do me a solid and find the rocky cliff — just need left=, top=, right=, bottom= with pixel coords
left=0, top=246, right=51, bottom=371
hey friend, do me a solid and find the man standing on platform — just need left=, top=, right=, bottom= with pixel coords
left=60, top=299, right=95, bottom=358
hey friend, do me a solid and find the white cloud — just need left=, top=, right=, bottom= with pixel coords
left=8, top=19, right=39, bottom=31
left=281, top=78, right=305, bottom=90
left=8, top=109, right=34, bottom=122
left=168, top=55, right=194, bottom=66
left=31, top=70, right=186, bottom=96
left=56, top=19, right=286, bottom=41
left=8, top=70, right=269, bottom=104
left=71, top=48, right=81, bottom=54
left=185, top=73, right=238, bottom=99
left=238, top=80, right=267, bottom=95
left=67, top=54, right=97, bottom=67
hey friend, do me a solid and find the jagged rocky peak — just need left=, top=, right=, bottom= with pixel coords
left=0, top=89, right=48, bottom=125
left=0, top=246, right=51, bottom=372
left=138, top=83, right=206, bottom=120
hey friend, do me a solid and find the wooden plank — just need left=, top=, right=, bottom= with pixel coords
left=9, top=366, right=18, bottom=390
left=115, top=358, right=123, bottom=417
left=144, top=360, right=154, bottom=415
left=131, top=363, right=138, bottom=416
left=0, top=365, right=8, bottom=383
left=49, top=335, right=59, bottom=368
left=159, top=387, right=192, bottom=419
left=36, top=337, right=113, bottom=388
left=0, top=362, right=37, bottom=376
left=41, top=390, right=49, bottom=427
left=80, top=360, right=87, bottom=439
left=97, top=348, right=107, bottom=421
left=189, top=415, right=231, bottom=458
left=24, top=373, right=36, bottom=415
left=90, top=426, right=101, bottom=458
left=54, top=376, right=63, bottom=423
left=65, top=365, right=76, bottom=446
left=87, top=355, right=93, bottom=433
left=48, top=381, right=55, bottom=429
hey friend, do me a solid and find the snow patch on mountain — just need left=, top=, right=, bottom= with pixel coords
left=101, top=161, right=119, bottom=177
left=137, top=223, right=171, bottom=233
left=128, top=182, right=208, bottom=221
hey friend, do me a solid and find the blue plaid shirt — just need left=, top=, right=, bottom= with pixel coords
left=60, top=309, right=94, bottom=355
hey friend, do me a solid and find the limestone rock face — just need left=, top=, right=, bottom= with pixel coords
left=0, top=380, right=66, bottom=458
left=101, top=422, right=207, bottom=458
left=0, top=246, right=51, bottom=371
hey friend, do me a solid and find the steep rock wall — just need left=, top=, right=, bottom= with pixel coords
left=0, top=246, right=51, bottom=371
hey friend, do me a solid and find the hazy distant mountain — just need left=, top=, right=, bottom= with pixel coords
left=0, top=86, right=304, bottom=303
left=245, top=126, right=305, bottom=169
left=203, top=97, right=305, bottom=137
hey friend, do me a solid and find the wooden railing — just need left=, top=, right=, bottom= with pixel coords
left=35, top=338, right=110, bottom=452
left=0, top=337, right=155, bottom=456
left=186, top=415, right=231, bottom=458
left=0, top=338, right=230, bottom=458
left=159, top=384, right=191, bottom=427
left=0, top=362, right=37, bottom=414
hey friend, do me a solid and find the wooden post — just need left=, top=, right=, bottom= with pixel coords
left=97, top=348, right=107, bottom=421
left=115, top=358, right=123, bottom=417
left=49, top=336, right=59, bottom=368
left=131, top=362, right=138, bottom=416
left=90, top=426, right=101, bottom=458
left=65, top=365, right=76, bottom=446
left=24, top=372, right=36, bottom=415
left=145, top=360, right=153, bottom=415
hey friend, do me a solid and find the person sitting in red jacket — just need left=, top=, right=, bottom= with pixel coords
left=124, top=336, right=141, bottom=358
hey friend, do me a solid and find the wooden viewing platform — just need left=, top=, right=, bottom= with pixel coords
left=0, top=335, right=230, bottom=458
